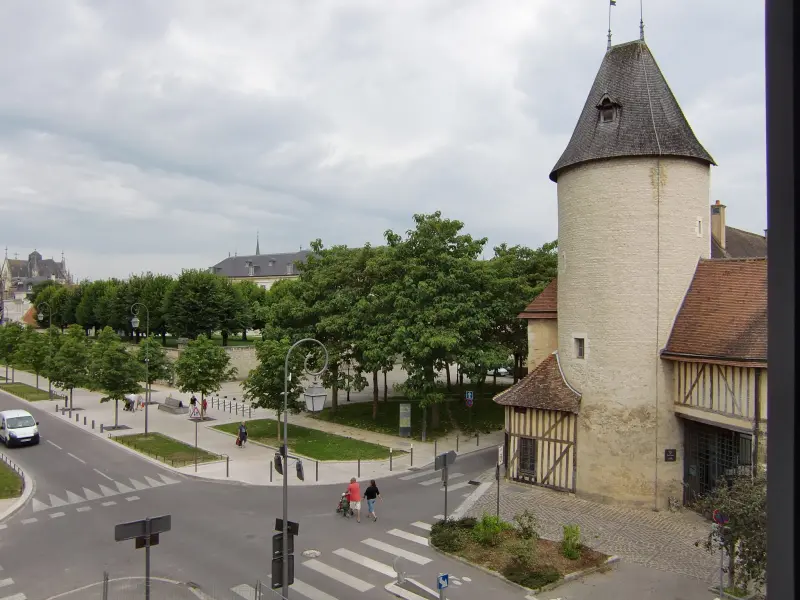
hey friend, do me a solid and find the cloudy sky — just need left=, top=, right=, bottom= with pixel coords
left=0, top=1, right=765, bottom=281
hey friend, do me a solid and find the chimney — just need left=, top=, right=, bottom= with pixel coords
left=710, top=200, right=726, bottom=250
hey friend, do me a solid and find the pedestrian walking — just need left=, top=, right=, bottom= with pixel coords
left=237, top=421, right=248, bottom=448
left=346, top=477, right=362, bottom=523
left=364, top=479, right=382, bottom=522
left=201, top=396, right=208, bottom=420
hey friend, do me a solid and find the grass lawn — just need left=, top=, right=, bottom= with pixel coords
left=113, top=432, right=221, bottom=467
left=213, top=419, right=395, bottom=461
left=0, top=460, right=23, bottom=499
left=0, top=382, right=54, bottom=401
left=431, top=517, right=609, bottom=591
left=310, top=383, right=508, bottom=440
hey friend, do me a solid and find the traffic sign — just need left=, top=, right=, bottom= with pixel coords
left=435, top=450, right=457, bottom=471
left=465, top=391, right=473, bottom=401
left=273, top=532, right=295, bottom=558
left=275, top=518, right=300, bottom=536
left=712, top=509, right=730, bottom=525
left=497, top=445, right=503, bottom=465
left=115, top=515, right=171, bottom=542
left=466, top=397, right=473, bottom=408
left=437, top=574, right=449, bottom=590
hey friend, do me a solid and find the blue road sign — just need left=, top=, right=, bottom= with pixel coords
left=465, top=391, right=474, bottom=401
left=437, top=574, right=449, bottom=590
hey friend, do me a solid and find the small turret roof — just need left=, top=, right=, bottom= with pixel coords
left=550, top=40, right=715, bottom=182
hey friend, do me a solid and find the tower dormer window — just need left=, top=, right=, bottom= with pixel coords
left=596, top=94, right=619, bottom=124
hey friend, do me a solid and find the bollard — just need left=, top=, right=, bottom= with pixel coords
left=100, top=424, right=104, bottom=433
left=84, top=416, right=87, bottom=425
left=315, top=460, right=319, bottom=482
left=226, top=455, right=230, bottom=477
left=390, top=448, right=393, bottom=472
left=92, top=419, right=95, bottom=430
left=229, top=401, right=232, bottom=413
left=76, top=414, right=79, bottom=422
left=477, top=432, right=480, bottom=447
left=358, top=458, right=361, bottom=478
left=248, top=406, right=252, bottom=418
left=434, top=440, right=437, bottom=457
left=457, top=435, right=459, bottom=452
left=61, top=408, right=65, bottom=416
left=235, top=403, right=239, bottom=415
left=410, top=445, right=414, bottom=466
left=270, top=461, right=273, bottom=482
left=55, top=404, right=58, bottom=412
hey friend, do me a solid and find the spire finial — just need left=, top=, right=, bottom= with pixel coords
left=607, top=0, right=616, bottom=51
left=640, top=0, right=645, bottom=40
left=256, top=231, right=260, bottom=256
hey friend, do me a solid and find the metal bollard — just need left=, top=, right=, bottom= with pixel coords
left=76, top=414, right=79, bottom=422
left=316, top=460, right=319, bottom=482
left=457, top=435, right=459, bottom=452
left=83, top=416, right=87, bottom=425
left=410, top=445, right=414, bottom=466
left=248, top=406, right=252, bottom=418
left=226, top=455, right=230, bottom=477
left=235, top=403, right=238, bottom=415
left=100, top=424, right=104, bottom=433
left=434, top=440, right=437, bottom=456
left=61, top=408, right=65, bottom=416
left=477, top=432, right=480, bottom=447
left=358, top=458, right=361, bottom=478
left=55, top=404, right=58, bottom=412
left=390, top=448, right=393, bottom=472
left=92, top=420, right=95, bottom=430
left=270, top=461, right=273, bottom=482
left=229, top=401, right=232, bottom=413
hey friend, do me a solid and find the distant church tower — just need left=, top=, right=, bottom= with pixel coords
left=550, top=40, right=715, bottom=508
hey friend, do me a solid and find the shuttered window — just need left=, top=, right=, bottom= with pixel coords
left=519, top=437, right=537, bottom=477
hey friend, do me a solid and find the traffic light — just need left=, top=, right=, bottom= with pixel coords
left=274, top=452, right=283, bottom=476
left=296, top=459, right=304, bottom=481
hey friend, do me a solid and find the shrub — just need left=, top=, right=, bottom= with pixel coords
left=561, top=524, right=581, bottom=560
left=514, top=509, right=540, bottom=540
left=472, top=513, right=512, bottom=547
left=503, top=565, right=560, bottom=590
left=507, top=537, right=537, bottom=571
left=431, top=527, right=468, bottom=553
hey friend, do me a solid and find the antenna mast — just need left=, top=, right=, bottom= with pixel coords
left=640, top=0, right=645, bottom=40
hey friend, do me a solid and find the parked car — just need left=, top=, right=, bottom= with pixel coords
left=490, top=367, right=510, bottom=377
left=0, top=409, right=40, bottom=447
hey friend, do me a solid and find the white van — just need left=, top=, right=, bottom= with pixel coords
left=0, top=409, right=40, bottom=447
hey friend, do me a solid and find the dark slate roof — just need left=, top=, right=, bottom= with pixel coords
left=211, top=250, right=311, bottom=278
left=518, top=278, right=557, bottom=319
left=712, top=227, right=767, bottom=259
left=493, top=352, right=581, bottom=413
left=6, top=257, right=67, bottom=281
left=662, top=258, right=767, bottom=365
left=550, top=40, right=715, bottom=182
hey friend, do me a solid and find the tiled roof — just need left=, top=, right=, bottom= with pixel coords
left=211, top=250, right=311, bottom=278
left=493, top=352, right=581, bottom=413
left=518, top=278, right=557, bottom=319
left=7, top=259, right=26, bottom=277
left=662, top=258, right=767, bottom=364
left=550, top=40, right=715, bottom=182
left=712, top=226, right=767, bottom=259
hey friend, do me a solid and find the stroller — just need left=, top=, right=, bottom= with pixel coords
left=336, top=492, right=355, bottom=518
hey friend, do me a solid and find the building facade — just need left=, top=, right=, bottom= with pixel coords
left=210, top=237, right=310, bottom=290
left=0, top=250, right=72, bottom=324
left=495, top=39, right=767, bottom=509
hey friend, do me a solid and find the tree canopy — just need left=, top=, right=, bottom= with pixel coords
left=174, top=334, right=237, bottom=400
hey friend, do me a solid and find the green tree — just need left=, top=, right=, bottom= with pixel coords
left=242, top=337, right=307, bottom=440
left=33, top=283, right=68, bottom=329
left=135, top=337, right=174, bottom=390
left=218, top=277, right=250, bottom=346
left=694, top=474, right=767, bottom=595
left=88, top=326, right=144, bottom=428
left=15, top=327, right=50, bottom=389
left=28, top=280, right=59, bottom=303
left=236, top=280, right=268, bottom=336
left=174, top=334, right=237, bottom=409
left=61, top=283, right=83, bottom=328
left=76, top=280, right=110, bottom=335
left=0, top=322, right=24, bottom=382
left=163, top=270, right=226, bottom=340
left=49, top=325, right=89, bottom=413
left=138, top=273, right=174, bottom=345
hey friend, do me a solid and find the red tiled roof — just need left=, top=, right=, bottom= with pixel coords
left=22, top=306, right=38, bottom=327
left=493, top=352, right=581, bottom=413
left=662, top=258, right=767, bottom=365
left=518, top=278, right=557, bottom=319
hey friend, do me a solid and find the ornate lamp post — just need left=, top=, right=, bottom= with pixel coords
left=131, top=303, right=150, bottom=435
left=282, top=339, right=328, bottom=598
left=36, top=301, right=53, bottom=401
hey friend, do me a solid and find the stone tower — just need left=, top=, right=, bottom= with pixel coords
left=550, top=40, right=715, bottom=508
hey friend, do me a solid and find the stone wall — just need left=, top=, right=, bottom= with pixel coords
left=163, top=346, right=258, bottom=381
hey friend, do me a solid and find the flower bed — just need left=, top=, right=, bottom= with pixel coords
left=430, top=512, right=609, bottom=591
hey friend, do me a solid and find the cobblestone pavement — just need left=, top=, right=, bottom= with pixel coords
left=466, top=470, right=718, bottom=583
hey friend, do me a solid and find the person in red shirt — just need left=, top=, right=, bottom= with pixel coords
left=346, top=477, right=362, bottom=523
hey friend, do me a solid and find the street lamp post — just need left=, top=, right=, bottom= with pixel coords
left=36, top=301, right=53, bottom=402
left=282, top=339, right=328, bottom=598
left=131, top=303, right=151, bottom=435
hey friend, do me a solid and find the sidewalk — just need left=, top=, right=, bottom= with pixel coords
left=5, top=369, right=504, bottom=486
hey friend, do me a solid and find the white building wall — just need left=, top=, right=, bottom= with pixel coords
left=556, top=156, right=711, bottom=508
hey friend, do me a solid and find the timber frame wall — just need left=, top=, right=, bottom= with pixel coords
left=673, top=361, right=767, bottom=421
left=505, top=406, right=578, bottom=493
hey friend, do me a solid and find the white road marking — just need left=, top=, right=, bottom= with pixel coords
left=76, top=506, right=91, bottom=513
left=67, top=452, right=86, bottom=464
left=82, top=487, right=102, bottom=501
left=0, top=578, right=14, bottom=588
left=398, top=470, right=434, bottom=481
left=361, top=539, right=431, bottom=565
left=333, top=548, right=396, bottom=577
left=385, top=582, right=429, bottom=600
left=462, top=493, right=471, bottom=497
left=98, top=484, right=118, bottom=497
left=0, top=594, right=27, bottom=600
left=129, top=478, right=149, bottom=491
left=462, top=576, right=471, bottom=582
left=65, top=490, right=84, bottom=504
left=432, top=514, right=444, bottom=520
left=21, top=518, right=37, bottom=525
left=441, top=480, right=472, bottom=493
left=158, top=473, right=181, bottom=485
left=125, top=496, right=140, bottom=502
left=0, top=524, right=6, bottom=530
left=263, top=575, right=339, bottom=600
left=410, top=521, right=432, bottom=531
left=114, top=481, right=134, bottom=494
left=48, top=494, right=68, bottom=508
left=303, top=559, right=373, bottom=592
left=50, top=512, right=65, bottom=519
left=144, top=476, right=164, bottom=488
left=31, top=498, right=49, bottom=513
left=46, top=440, right=62, bottom=450
left=101, top=501, right=117, bottom=507
left=387, top=529, right=429, bottom=546
left=93, top=469, right=114, bottom=481
left=230, top=584, right=256, bottom=600
left=420, top=472, right=463, bottom=486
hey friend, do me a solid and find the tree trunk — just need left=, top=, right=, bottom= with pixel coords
left=431, top=402, right=440, bottom=429
left=36, top=372, right=39, bottom=389
left=114, top=399, right=119, bottom=428
left=70, top=388, right=73, bottom=413
left=331, top=364, right=339, bottom=413
left=421, top=405, right=427, bottom=442
left=727, top=543, right=736, bottom=591
left=221, top=331, right=229, bottom=347
left=383, top=370, right=388, bottom=401
left=242, top=329, right=247, bottom=341
left=513, top=354, right=520, bottom=383
left=372, top=370, right=379, bottom=419
left=493, top=372, right=497, bottom=386
left=161, top=331, right=167, bottom=346
left=445, top=364, right=451, bottom=391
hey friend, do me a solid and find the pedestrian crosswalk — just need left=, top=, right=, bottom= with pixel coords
left=0, top=563, right=27, bottom=600
left=30, top=473, right=180, bottom=514
left=399, top=467, right=477, bottom=499
left=228, top=515, right=470, bottom=600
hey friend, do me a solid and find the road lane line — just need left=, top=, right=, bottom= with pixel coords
left=93, top=469, right=114, bottom=481
left=432, top=514, right=444, bottom=520
left=332, top=548, right=396, bottom=577
left=303, top=559, right=374, bottom=591
left=264, top=575, right=338, bottom=600
left=410, top=521, right=432, bottom=531
left=125, top=496, right=140, bottom=502
left=387, top=529, right=429, bottom=546
left=46, top=440, right=63, bottom=450
left=98, top=484, right=118, bottom=497
left=65, top=490, right=84, bottom=504
left=361, top=539, right=431, bottom=565
left=48, top=493, right=68, bottom=508
left=0, top=594, right=27, bottom=600
left=67, top=452, right=86, bottom=464
left=398, top=470, right=434, bottom=481
left=101, top=501, right=117, bottom=507
left=21, top=518, right=37, bottom=525
left=76, top=506, right=91, bottom=513
left=440, top=480, right=471, bottom=493
left=420, top=473, right=462, bottom=486
left=230, top=585, right=256, bottom=600
left=50, top=512, right=65, bottom=519
left=82, top=487, right=102, bottom=501
left=114, top=481, right=134, bottom=494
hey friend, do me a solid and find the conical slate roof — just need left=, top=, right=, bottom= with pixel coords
left=549, top=40, right=715, bottom=182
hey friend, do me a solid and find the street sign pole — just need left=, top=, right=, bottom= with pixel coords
left=496, top=445, right=503, bottom=518
left=443, top=463, right=448, bottom=521
left=145, top=517, right=151, bottom=600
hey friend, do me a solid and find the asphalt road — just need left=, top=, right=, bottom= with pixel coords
left=1, top=389, right=520, bottom=600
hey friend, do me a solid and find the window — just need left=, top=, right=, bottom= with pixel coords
left=601, top=103, right=614, bottom=122
left=696, top=217, right=703, bottom=237
left=514, top=406, right=526, bottom=415
left=286, top=264, right=294, bottom=275
left=519, top=437, right=537, bottom=476
left=574, top=337, right=585, bottom=359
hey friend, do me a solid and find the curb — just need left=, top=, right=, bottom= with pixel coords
left=427, top=543, right=620, bottom=595
left=0, top=453, right=35, bottom=523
